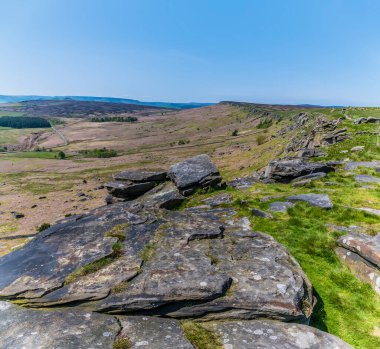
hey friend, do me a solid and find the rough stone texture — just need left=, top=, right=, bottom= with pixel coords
left=336, top=233, right=380, bottom=293
left=269, top=201, right=295, bottom=213
left=264, top=158, right=335, bottom=183
left=117, top=316, right=193, bottom=349
left=291, top=172, right=326, bottom=183
left=205, top=319, right=353, bottom=349
left=105, top=181, right=156, bottom=199
left=345, top=161, right=380, bottom=171
left=167, top=154, right=222, bottom=195
left=0, top=201, right=155, bottom=301
left=298, top=148, right=326, bottom=158
left=336, top=247, right=380, bottom=294
left=354, top=174, right=380, bottom=184
left=252, top=208, right=274, bottom=219
left=113, top=170, right=167, bottom=182
left=0, top=301, right=119, bottom=349
left=337, top=233, right=380, bottom=269
left=227, top=176, right=257, bottom=189
left=138, top=182, right=185, bottom=209
left=287, top=194, right=333, bottom=209
left=202, top=193, right=233, bottom=206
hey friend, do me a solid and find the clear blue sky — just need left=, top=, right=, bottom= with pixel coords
left=1, top=0, right=380, bottom=105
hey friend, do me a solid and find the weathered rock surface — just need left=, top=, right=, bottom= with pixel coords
left=336, top=247, right=380, bottom=294
left=202, top=193, right=233, bottom=206
left=287, top=193, right=333, bottom=209
left=117, top=316, right=193, bottom=349
left=227, top=175, right=258, bottom=189
left=252, top=208, right=274, bottom=219
left=336, top=233, right=380, bottom=293
left=0, top=153, right=355, bottom=348
left=345, top=161, right=380, bottom=171
left=113, top=169, right=167, bottom=182
left=291, top=172, right=326, bottom=183
left=264, top=158, right=335, bottom=183
left=168, top=154, right=222, bottom=195
left=138, top=182, right=185, bottom=209
left=354, top=174, right=380, bottom=184
left=337, top=233, right=380, bottom=269
left=105, top=181, right=156, bottom=199
left=269, top=201, right=295, bottom=213
left=0, top=301, right=119, bottom=349
left=204, top=319, right=353, bottom=349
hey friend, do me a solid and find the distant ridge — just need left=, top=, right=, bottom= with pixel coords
left=0, top=95, right=214, bottom=110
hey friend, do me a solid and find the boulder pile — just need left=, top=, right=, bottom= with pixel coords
left=105, top=154, right=223, bottom=202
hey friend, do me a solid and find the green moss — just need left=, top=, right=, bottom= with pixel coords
left=113, top=337, right=132, bottom=349
left=105, top=223, right=129, bottom=241
left=140, top=242, right=156, bottom=263
left=180, top=321, right=223, bottom=349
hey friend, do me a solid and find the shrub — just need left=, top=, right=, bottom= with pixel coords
left=231, top=129, right=238, bottom=136
left=79, top=148, right=117, bottom=158
left=58, top=151, right=66, bottom=159
left=256, top=118, right=273, bottom=129
left=37, top=223, right=51, bottom=232
left=178, top=139, right=190, bottom=145
left=256, top=134, right=267, bottom=145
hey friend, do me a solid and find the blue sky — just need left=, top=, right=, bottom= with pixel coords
left=1, top=0, right=380, bottom=105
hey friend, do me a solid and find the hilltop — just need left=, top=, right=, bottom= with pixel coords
left=0, top=95, right=213, bottom=110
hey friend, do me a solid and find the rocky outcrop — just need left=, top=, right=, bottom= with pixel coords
left=336, top=233, right=380, bottom=294
left=105, top=155, right=223, bottom=200
left=263, top=158, right=335, bottom=183
left=286, top=117, right=347, bottom=152
left=0, top=154, right=355, bottom=348
left=168, top=154, right=223, bottom=195
left=287, top=194, right=333, bottom=209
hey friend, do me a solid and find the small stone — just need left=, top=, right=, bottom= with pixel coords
left=252, top=208, right=273, bottom=219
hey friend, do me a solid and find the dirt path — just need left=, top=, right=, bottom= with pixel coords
left=51, top=126, right=68, bottom=146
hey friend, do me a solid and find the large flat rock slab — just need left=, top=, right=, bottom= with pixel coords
left=264, top=158, right=335, bottom=183
left=137, top=182, right=185, bottom=209
left=113, top=170, right=167, bottom=182
left=105, top=181, right=156, bottom=199
left=0, top=202, right=152, bottom=300
left=287, top=193, right=333, bottom=209
left=355, top=174, right=380, bottom=184
left=168, top=154, right=222, bottom=195
left=0, top=301, right=119, bottom=349
left=345, top=161, right=380, bottom=171
left=204, top=319, right=353, bottom=349
left=117, top=316, right=193, bottom=349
